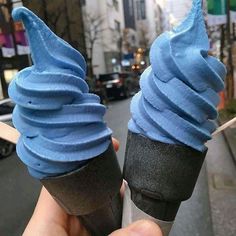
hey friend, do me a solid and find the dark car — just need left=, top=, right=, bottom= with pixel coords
left=99, top=72, right=139, bottom=99
left=86, top=77, right=108, bottom=105
left=0, top=98, right=15, bottom=159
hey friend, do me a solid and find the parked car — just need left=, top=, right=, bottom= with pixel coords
left=99, top=72, right=139, bottom=99
left=86, top=77, right=108, bottom=105
left=0, top=98, right=15, bottom=159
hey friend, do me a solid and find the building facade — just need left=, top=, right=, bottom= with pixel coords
left=0, top=0, right=87, bottom=98
left=22, top=0, right=86, bottom=57
left=156, top=0, right=192, bottom=31
left=0, top=0, right=165, bottom=93
left=83, top=0, right=163, bottom=76
left=0, top=0, right=28, bottom=99
left=135, top=0, right=163, bottom=47
left=82, top=0, right=127, bottom=76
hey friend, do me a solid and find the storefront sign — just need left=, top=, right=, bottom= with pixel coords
left=207, top=0, right=236, bottom=25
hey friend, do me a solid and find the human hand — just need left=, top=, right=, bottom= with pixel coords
left=23, top=138, right=162, bottom=236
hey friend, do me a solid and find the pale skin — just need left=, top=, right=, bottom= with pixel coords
left=23, top=138, right=163, bottom=236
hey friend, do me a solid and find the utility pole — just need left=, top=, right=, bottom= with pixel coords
left=226, top=0, right=235, bottom=100
left=220, top=25, right=225, bottom=62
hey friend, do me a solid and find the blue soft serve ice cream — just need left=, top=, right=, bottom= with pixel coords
left=9, top=7, right=112, bottom=179
left=129, top=0, right=225, bottom=152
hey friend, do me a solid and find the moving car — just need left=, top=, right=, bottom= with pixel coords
left=99, top=72, right=139, bottom=99
left=0, top=98, right=15, bottom=159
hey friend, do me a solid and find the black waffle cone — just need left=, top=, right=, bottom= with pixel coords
left=41, top=142, right=123, bottom=236
left=123, top=131, right=207, bottom=221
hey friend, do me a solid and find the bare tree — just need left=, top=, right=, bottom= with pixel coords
left=117, top=33, right=123, bottom=67
left=123, top=29, right=133, bottom=53
left=23, top=1, right=74, bottom=45
left=43, top=2, right=74, bottom=41
left=110, top=28, right=124, bottom=67
left=83, top=12, right=105, bottom=78
left=113, top=28, right=141, bottom=70
left=47, top=6, right=64, bottom=36
left=138, top=24, right=151, bottom=51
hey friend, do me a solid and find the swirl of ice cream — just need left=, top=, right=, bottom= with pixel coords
left=9, top=7, right=112, bottom=179
left=129, top=0, right=225, bottom=152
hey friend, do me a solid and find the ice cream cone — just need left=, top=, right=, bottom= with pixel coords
left=121, top=1, right=225, bottom=233
left=41, top=143, right=122, bottom=236
left=9, top=7, right=123, bottom=235
left=122, top=131, right=206, bottom=235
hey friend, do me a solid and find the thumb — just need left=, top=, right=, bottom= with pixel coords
left=109, top=220, right=163, bottom=236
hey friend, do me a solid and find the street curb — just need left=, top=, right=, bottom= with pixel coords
left=218, top=119, right=236, bottom=166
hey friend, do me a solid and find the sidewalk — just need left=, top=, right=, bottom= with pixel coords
left=206, top=130, right=236, bottom=236
left=218, top=98, right=236, bottom=166
left=219, top=119, right=236, bottom=166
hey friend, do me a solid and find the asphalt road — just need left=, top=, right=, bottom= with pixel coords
left=105, top=98, right=131, bottom=167
left=0, top=98, right=217, bottom=235
left=0, top=152, right=41, bottom=235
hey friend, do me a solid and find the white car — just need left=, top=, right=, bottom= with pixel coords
left=0, top=98, right=15, bottom=159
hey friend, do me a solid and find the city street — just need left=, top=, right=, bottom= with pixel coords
left=0, top=98, right=236, bottom=235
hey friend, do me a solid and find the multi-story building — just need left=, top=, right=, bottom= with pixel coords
left=82, top=0, right=126, bottom=76
left=0, top=0, right=164, bottom=89
left=82, top=0, right=163, bottom=76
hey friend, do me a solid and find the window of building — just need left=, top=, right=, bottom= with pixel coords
left=113, top=0, right=119, bottom=11
left=136, top=0, right=146, bottom=20
left=114, top=20, right=120, bottom=32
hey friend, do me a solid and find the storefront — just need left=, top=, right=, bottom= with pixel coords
left=0, top=0, right=30, bottom=98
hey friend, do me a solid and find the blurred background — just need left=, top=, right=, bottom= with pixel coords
left=0, top=0, right=236, bottom=235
